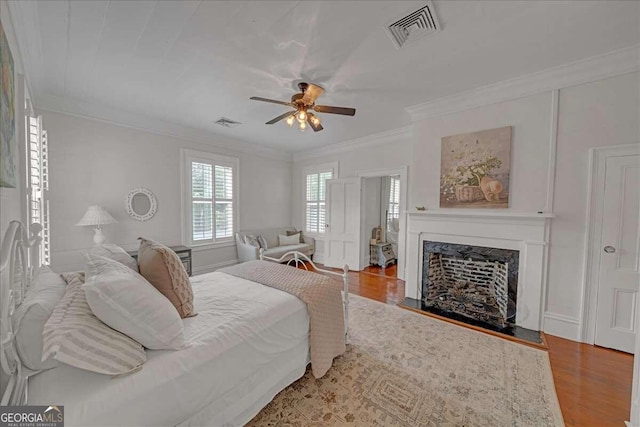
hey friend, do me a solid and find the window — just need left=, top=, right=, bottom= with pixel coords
left=304, top=163, right=336, bottom=234
left=27, top=114, right=50, bottom=265
left=386, top=175, right=400, bottom=233
left=183, top=149, right=238, bottom=247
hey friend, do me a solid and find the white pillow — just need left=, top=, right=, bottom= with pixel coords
left=12, top=266, right=66, bottom=371
left=43, top=272, right=146, bottom=375
left=279, top=233, right=300, bottom=246
left=90, top=244, right=138, bottom=272
left=83, top=254, right=186, bottom=350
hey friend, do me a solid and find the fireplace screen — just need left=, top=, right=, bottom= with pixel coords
left=422, top=241, right=519, bottom=329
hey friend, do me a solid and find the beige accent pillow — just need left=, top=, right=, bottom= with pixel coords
left=286, top=229, right=304, bottom=244
left=279, top=233, right=301, bottom=246
left=137, top=237, right=195, bottom=318
left=42, top=272, right=146, bottom=376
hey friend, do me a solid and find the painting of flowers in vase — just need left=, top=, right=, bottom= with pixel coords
left=440, top=126, right=511, bottom=208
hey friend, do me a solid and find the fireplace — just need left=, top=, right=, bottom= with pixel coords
left=422, top=241, right=519, bottom=329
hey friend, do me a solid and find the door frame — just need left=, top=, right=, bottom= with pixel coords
left=580, top=143, right=640, bottom=344
left=356, top=166, right=409, bottom=280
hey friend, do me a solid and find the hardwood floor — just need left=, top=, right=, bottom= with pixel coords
left=546, top=335, right=633, bottom=427
left=322, top=264, right=634, bottom=426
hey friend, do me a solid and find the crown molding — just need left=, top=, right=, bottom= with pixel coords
left=35, top=94, right=293, bottom=162
left=6, top=0, right=44, bottom=96
left=292, top=126, right=412, bottom=162
left=406, top=45, right=640, bottom=122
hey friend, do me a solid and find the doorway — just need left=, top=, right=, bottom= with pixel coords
left=357, top=167, right=408, bottom=280
left=582, top=144, right=640, bottom=354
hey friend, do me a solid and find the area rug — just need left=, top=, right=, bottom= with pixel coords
left=248, top=294, right=564, bottom=427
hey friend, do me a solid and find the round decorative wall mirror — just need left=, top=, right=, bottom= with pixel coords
left=125, top=187, right=157, bottom=221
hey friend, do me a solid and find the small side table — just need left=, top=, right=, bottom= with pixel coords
left=370, top=242, right=396, bottom=268
left=128, top=245, right=192, bottom=276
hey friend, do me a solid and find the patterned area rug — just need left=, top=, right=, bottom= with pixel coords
left=248, top=295, right=564, bottom=427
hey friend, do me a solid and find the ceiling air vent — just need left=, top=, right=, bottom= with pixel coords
left=214, top=117, right=242, bottom=128
left=385, top=2, right=440, bottom=49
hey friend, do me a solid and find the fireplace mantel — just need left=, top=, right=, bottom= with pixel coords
left=405, top=210, right=553, bottom=331
left=408, top=210, right=555, bottom=220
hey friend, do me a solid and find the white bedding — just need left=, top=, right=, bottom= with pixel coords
left=28, top=272, right=310, bottom=426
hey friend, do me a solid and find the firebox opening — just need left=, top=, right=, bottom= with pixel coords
left=422, top=241, right=519, bottom=330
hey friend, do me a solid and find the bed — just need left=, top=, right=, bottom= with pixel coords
left=0, top=221, right=349, bottom=426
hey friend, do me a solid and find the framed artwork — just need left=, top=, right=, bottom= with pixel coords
left=1, top=19, right=16, bottom=188
left=440, top=126, right=511, bottom=209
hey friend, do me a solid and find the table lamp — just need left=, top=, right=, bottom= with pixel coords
left=76, top=205, right=118, bottom=245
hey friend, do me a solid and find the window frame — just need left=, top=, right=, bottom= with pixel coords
left=26, top=111, right=51, bottom=265
left=387, top=175, right=401, bottom=233
left=182, top=149, right=239, bottom=249
left=302, top=161, right=338, bottom=237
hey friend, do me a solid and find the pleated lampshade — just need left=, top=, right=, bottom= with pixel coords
left=76, top=205, right=117, bottom=227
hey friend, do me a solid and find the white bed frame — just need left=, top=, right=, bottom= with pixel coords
left=259, top=249, right=350, bottom=342
left=1, top=221, right=43, bottom=406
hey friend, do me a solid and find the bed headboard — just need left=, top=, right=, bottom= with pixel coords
left=1, top=221, right=43, bottom=405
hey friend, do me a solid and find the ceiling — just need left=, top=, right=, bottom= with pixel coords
left=14, top=0, right=640, bottom=152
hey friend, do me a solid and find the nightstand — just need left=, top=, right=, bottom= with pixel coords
left=370, top=242, right=396, bottom=268
left=128, top=245, right=192, bottom=276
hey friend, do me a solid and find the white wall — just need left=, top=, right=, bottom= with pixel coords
left=291, top=133, right=413, bottom=263
left=411, top=91, right=553, bottom=212
left=549, top=73, right=639, bottom=327
left=292, top=71, right=639, bottom=342
left=411, top=73, right=639, bottom=340
left=42, top=110, right=292, bottom=273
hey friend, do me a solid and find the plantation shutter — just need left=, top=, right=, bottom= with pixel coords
left=305, top=170, right=332, bottom=233
left=386, top=176, right=400, bottom=233
left=189, top=155, right=236, bottom=244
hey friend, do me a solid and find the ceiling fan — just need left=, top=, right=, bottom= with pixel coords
left=250, top=82, right=356, bottom=132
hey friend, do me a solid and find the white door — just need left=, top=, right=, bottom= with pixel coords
left=595, top=154, right=640, bottom=354
left=325, top=178, right=361, bottom=270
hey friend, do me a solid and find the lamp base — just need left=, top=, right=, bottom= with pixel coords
left=93, top=227, right=106, bottom=245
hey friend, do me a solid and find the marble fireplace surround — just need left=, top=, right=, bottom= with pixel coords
left=405, top=210, right=554, bottom=331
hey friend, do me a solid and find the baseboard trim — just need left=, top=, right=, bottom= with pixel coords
left=193, top=259, right=239, bottom=275
left=543, top=312, right=581, bottom=342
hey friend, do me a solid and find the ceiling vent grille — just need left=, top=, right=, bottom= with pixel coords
left=385, top=2, right=440, bottom=49
left=214, top=117, right=242, bottom=128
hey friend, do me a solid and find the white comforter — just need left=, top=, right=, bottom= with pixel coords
left=28, top=272, right=310, bottom=426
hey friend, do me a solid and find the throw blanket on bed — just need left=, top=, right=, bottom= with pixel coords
left=219, top=260, right=346, bottom=378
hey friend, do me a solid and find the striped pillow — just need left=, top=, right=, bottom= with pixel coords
left=41, top=272, right=146, bottom=376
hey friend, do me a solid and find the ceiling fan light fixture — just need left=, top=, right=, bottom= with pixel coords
left=311, top=115, right=321, bottom=126
left=296, top=109, right=307, bottom=122
left=286, top=115, right=295, bottom=126
left=298, top=120, right=307, bottom=131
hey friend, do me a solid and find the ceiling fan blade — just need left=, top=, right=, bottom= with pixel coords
left=306, top=113, right=324, bottom=132
left=250, top=96, right=294, bottom=107
left=313, top=105, right=356, bottom=116
left=265, top=111, right=296, bottom=125
left=301, top=84, right=325, bottom=105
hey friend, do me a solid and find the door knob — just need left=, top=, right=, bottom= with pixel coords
left=603, top=246, right=616, bottom=254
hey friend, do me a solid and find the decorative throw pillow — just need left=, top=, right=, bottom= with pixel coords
left=279, top=233, right=301, bottom=246
left=13, top=266, right=66, bottom=371
left=244, top=234, right=260, bottom=248
left=90, top=244, right=138, bottom=272
left=257, top=235, right=268, bottom=250
left=286, top=229, right=304, bottom=244
left=137, top=237, right=195, bottom=318
left=42, top=272, right=146, bottom=376
left=84, top=254, right=186, bottom=350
